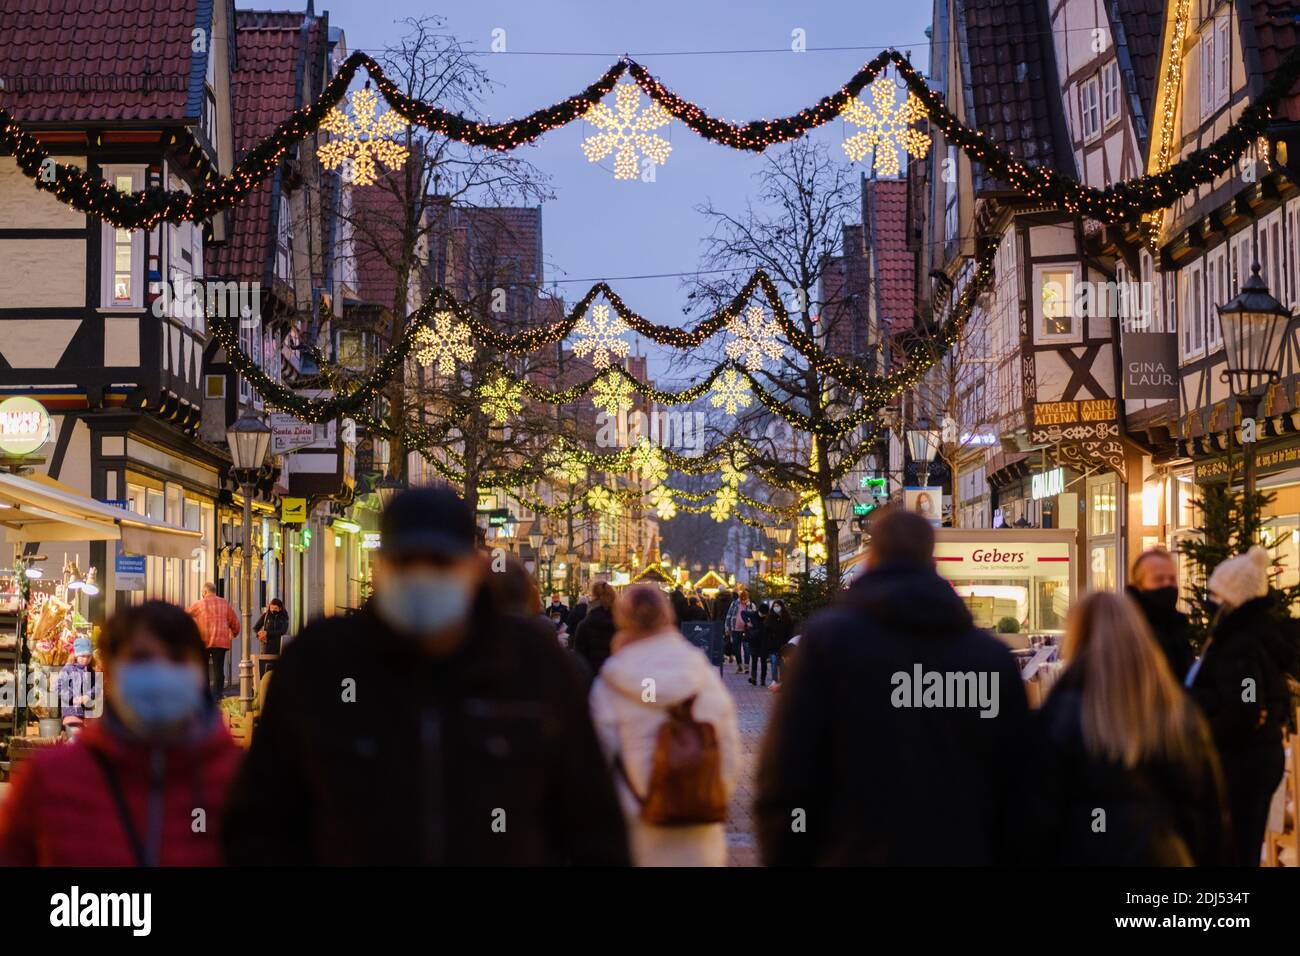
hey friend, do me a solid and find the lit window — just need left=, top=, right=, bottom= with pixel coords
left=1040, top=269, right=1076, bottom=337
left=101, top=169, right=143, bottom=309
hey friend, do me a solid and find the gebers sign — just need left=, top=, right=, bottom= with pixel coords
left=934, top=539, right=1072, bottom=578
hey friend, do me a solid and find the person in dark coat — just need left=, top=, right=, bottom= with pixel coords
left=669, top=587, right=690, bottom=626
left=748, top=602, right=771, bottom=686
left=253, top=598, right=290, bottom=656
left=221, top=487, right=628, bottom=866
left=566, top=594, right=590, bottom=634
left=1190, top=546, right=1293, bottom=866
left=546, top=592, right=570, bottom=621
left=765, top=599, right=794, bottom=684
left=685, top=596, right=708, bottom=621
left=1126, top=548, right=1195, bottom=681
left=756, top=508, right=1033, bottom=865
left=1037, top=592, right=1230, bottom=865
left=573, top=581, right=618, bottom=678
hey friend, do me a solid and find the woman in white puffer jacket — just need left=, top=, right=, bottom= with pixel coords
left=589, top=584, right=742, bottom=867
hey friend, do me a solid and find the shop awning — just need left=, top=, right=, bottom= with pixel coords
left=0, top=472, right=202, bottom=560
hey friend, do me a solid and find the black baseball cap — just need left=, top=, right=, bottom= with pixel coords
left=379, top=486, right=477, bottom=558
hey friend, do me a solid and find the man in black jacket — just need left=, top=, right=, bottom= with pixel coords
left=222, top=487, right=628, bottom=866
left=756, top=507, right=1033, bottom=865
left=1126, top=548, right=1195, bottom=681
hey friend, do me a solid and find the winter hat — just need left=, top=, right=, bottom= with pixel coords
left=1208, top=545, right=1270, bottom=609
left=72, top=636, right=93, bottom=656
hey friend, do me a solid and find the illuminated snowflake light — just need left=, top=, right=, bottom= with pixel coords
left=710, top=486, right=739, bottom=523
left=591, top=374, right=635, bottom=415
left=709, top=369, right=752, bottom=416
left=725, top=305, right=784, bottom=371
left=318, top=88, right=410, bottom=186
left=587, top=485, right=621, bottom=517
left=479, top=374, right=522, bottom=425
left=649, top=485, right=677, bottom=521
left=580, top=80, right=673, bottom=181
left=413, top=311, right=474, bottom=375
left=841, top=80, right=930, bottom=178
left=571, top=304, right=631, bottom=369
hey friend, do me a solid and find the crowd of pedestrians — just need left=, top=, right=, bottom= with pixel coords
left=1, top=490, right=1296, bottom=868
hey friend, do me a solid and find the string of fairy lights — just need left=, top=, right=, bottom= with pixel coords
left=3, top=44, right=1298, bottom=225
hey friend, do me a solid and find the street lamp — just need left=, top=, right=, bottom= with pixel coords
left=542, top=536, right=556, bottom=592
left=822, top=488, right=853, bottom=585
left=798, top=505, right=816, bottom=576
left=226, top=411, right=271, bottom=715
left=907, top=427, right=941, bottom=488
left=1218, top=263, right=1292, bottom=500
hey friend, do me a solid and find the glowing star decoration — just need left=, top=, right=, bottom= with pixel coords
left=649, top=485, right=677, bottom=521
left=841, top=80, right=930, bottom=178
left=710, top=486, right=739, bottom=523
left=318, top=88, right=410, bottom=186
left=587, top=485, right=621, bottom=517
left=413, top=311, right=474, bottom=375
left=630, top=440, right=668, bottom=484
left=571, top=304, right=630, bottom=369
left=709, top=369, right=752, bottom=416
left=479, top=374, right=522, bottom=425
left=581, top=79, right=673, bottom=180
left=591, top=374, right=635, bottom=416
left=725, top=305, right=784, bottom=371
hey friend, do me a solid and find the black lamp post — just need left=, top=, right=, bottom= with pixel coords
left=226, top=411, right=271, bottom=714
left=541, top=536, right=557, bottom=593
left=823, top=488, right=853, bottom=585
left=1218, top=263, right=1292, bottom=500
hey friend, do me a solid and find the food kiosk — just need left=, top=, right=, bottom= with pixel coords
left=931, top=528, right=1077, bottom=639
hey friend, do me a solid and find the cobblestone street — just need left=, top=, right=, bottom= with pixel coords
left=722, top=660, right=777, bottom=867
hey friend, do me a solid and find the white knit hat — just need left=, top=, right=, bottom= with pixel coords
left=1207, top=545, right=1270, bottom=609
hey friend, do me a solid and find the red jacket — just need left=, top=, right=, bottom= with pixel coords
left=0, top=715, right=242, bottom=866
left=188, top=594, right=240, bottom=650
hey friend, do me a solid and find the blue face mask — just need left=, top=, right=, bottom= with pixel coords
left=113, top=660, right=206, bottom=737
left=375, top=571, right=473, bottom=640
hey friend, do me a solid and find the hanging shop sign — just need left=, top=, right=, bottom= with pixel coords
left=0, top=396, right=51, bottom=456
left=271, top=413, right=319, bottom=456
left=280, top=497, right=308, bottom=524
left=1121, top=332, right=1179, bottom=400
left=1031, top=468, right=1064, bottom=500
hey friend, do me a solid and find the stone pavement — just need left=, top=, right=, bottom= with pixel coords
left=721, top=657, right=777, bottom=867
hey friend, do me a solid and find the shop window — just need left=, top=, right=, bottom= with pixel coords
left=1087, top=475, right=1118, bottom=592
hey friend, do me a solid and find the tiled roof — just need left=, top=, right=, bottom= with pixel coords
left=959, top=0, right=1074, bottom=186
left=1109, top=0, right=1164, bottom=128
left=1250, top=0, right=1300, bottom=122
left=0, top=0, right=204, bottom=124
left=864, top=179, right=915, bottom=328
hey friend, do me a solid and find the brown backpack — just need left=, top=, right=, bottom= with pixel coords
left=616, top=694, right=728, bottom=826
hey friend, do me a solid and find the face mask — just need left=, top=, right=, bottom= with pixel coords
left=376, top=571, right=473, bottom=640
left=1144, top=586, right=1179, bottom=611
left=113, top=660, right=205, bottom=737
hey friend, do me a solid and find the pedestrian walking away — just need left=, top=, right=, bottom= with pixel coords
left=589, top=584, right=740, bottom=866
left=755, top=507, right=1033, bottom=865
left=1189, top=546, right=1295, bottom=866
left=187, top=582, right=240, bottom=700
left=1036, top=592, right=1230, bottom=865
left=573, top=580, right=618, bottom=678
left=221, top=486, right=629, bottom=865
left=0, top=601, right=242, bottom=866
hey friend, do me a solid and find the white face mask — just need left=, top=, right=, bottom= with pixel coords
left=375, top=571, right=474, bottom=640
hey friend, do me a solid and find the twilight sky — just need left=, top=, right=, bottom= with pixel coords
left=239, top=0, right=933, bottom=381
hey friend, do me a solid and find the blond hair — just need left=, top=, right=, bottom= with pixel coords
left=1062, top=591, right=1201, bottom=769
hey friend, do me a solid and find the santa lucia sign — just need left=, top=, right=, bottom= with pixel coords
left=0, top=396, right=51, bottom=456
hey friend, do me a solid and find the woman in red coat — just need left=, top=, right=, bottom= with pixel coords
left=0, top=600, right=242, bottom=866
